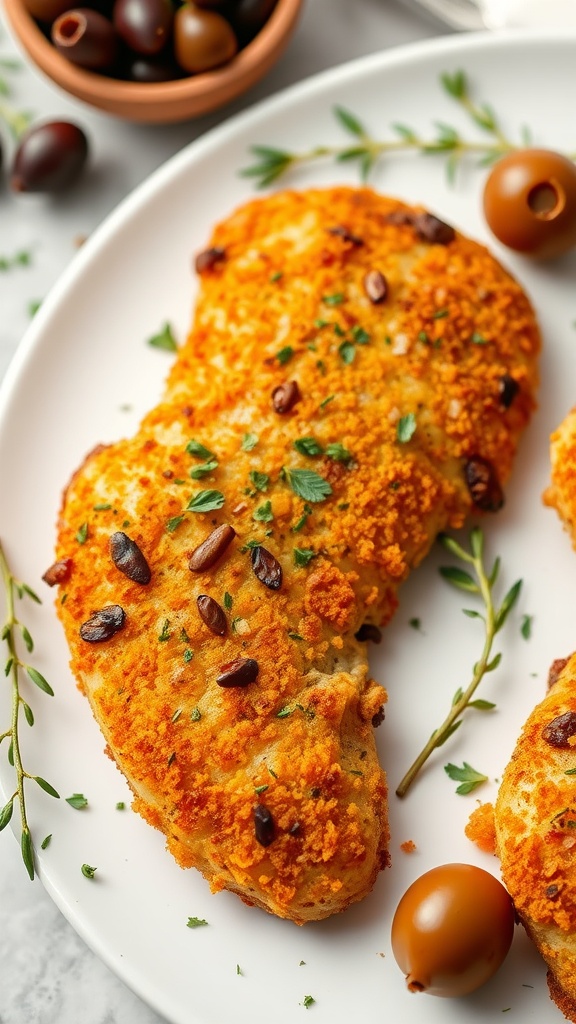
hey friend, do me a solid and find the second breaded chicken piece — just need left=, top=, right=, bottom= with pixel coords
left=50, top=187, right=540, bottom=924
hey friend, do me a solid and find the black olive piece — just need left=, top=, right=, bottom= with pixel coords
left=499, top=374, right=520, bottom=409
left=253, top=803, right=275, bottom=847
left=127, top=57, right=181, bottom=82
left=195, top=246, right=226, bottom=274
left=464, top=456, right=504, bottom=512
left=542, top=711, right=576, bottom=748
left=272, top=380, right=301, bottom=414
left=11, top=122, right=89, bottom=194
left=413, top=212, right=455, bottom=245
left=109, top=531, right=151, bottom=584
left=113, top=0, right=174, bottom=56
left=229, top=0, right=277, bottom=45
left=52, top=8, right=119, bottom=69
left=216, top=657, right=259, bottom=688
left=197, top=595, right=227, bottom=636
left=80, top=604, right=126, bottom=643
left=363, top=269, right=388, bottom=304
left=251, top=545, right=282, bottom=590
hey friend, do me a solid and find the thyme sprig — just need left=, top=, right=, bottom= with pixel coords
left=241, top=69, right=576, bottom=189
left=396, top=527, right=521, bottom=798
left=0, top=541, right=59, bottom=879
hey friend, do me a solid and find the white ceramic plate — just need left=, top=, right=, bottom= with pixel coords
left=1, top=29, right=576, bottom=1024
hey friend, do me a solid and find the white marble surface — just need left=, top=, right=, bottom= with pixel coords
left=0, top=3, right=445, bottom=1022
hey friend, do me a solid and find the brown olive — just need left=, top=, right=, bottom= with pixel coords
left=483, top=148, right=576, bottom=260
left=52, top=8, right=118, bottom=69
left=113, top=0, right=173, bottom=56
left=11, top=121, right=89, bottom=193
left=174, top=4, right=238, bottom=74
left=391, top=863, right=514, bottom=997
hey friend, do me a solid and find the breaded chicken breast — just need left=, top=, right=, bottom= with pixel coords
left=495, top=653, right=576, bottom=1023
left=50, top=187, right=540, bottom=924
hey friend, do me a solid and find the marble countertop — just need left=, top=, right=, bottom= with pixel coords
left=0, top=3, right=445, bottom=1022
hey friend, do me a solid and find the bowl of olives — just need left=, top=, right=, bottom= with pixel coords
left=5, top=0, right=304, bottom=123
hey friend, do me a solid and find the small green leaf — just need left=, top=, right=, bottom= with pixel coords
left=0, top=799, right=14, bottom=831
left=338, top=340, right=356, bottom=364
left=439, top=566, right=479, bottom=593
left=469, top=526, right=484, bottom=560
left=250, top=471, right=270, bottom=492
left=34, top=776, right=60, bottom=799
left=158, top=619, right=171, bottom=642
left=75, top=522, right=89, bottom=545
left=20, top=625, right=33, bottom=653
left=294, top=437, right=323, bottom=458
left=66, top=793, right=88, bottom=810
left=325, top=442, right=352, bottom=463
left=397, top=413, right=416, bottom=444
left=223, top=592, right=233, bottom=611
left=322, top=292, right=345, bottom=307
left=40, top=834, right=52, bottom=850
left=294, top=548, right=316, bottom=568
left=333, top=105, right=366, bottom=137
left=21, top=829, right=34, bottom=880
left=253, top=501, right=274, bottom=523
left=22, top=701, right=34, bottom=727
left=81, top=863, right=97, bottom=879
left=302, top=995, right=316, bottom=1009
left=283, top=468, right=332, bottom=504
left=166, top=515, right=185, bottom=533
left=444, top=761, right=488, bottom=795
left=485, top=652, right=502, bottom=673
left=440, top=69, right=467, bottom=99
left=276, top=345, right=294, bottom=365
left=469, top=699, right=496, bottom=710
left=241, top=432, right=259, bottom=452
left=521, top=614, right=533, bottom=640
left=186, top=439, right=214, bottom=460
left=433, top=720, right=462, bottom=748
left=187, top=916, right=208, bottom=928
left=190, top=459, right=218, bottom=480
left=494, top=579, right=523, bottom=632
left=148, top=322, right=178, bottom=352
left=186, top=490, right=225, bottom=514
left=26, top=666, right=54, bottom=696
left=392, top=122, right=419, bottom=143
left=452, top=686, right=463, bottom=706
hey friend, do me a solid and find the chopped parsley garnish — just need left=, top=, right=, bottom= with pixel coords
left=323, top=292, right=344, bottom=306
left=270, top=270, right=283, bottom=282
left=521, top=614, right=533, bottom=640
left=397, top=413, right=417, bottom=444
left=250, top=470, right=270, bottom=492
left=444, top=761, right=488, bottom=795
left=294, top=436, right=323, bottom=457
left=187, top=916, right=208, bottom=928
left=75, top=522, right=89, bottom=544
left=254, top=501, right=274, bottom=523
left=292, top=504, right=313, bottom=532
left=191, top=707, right=202, bottom=721
left=166, top=515, right=185, bottom=533
left=319, top=394, right=335, bottom=410
left=116, top=802, right=125, bottom=810
left=432, top=308, right=449, bottom=319
left=190, top=459, right=218, bottom=479
left=325, top=442, right=351, bottom=463
left=147, top=322, right=178, bottom=352
left=282, top=467, right=332, bottom=503
left=241, top=432, right=259, bottom=452
left=277, top=345, right=294, bottom=364
left=351, top=325, right=370, bottom=345
left=66, top=793, right=88, bottom=810
left=294, top=548, right=316, bottom=567
left=338, top=340, right=356, bottom=364
left=186, top=489, right=225, bottom=513
left=302, top=995, right=316, bottom=1009
left=93, top=502, right=112, bottom=511
left=40, top=834, right=52, bottom=849
left=254, top=784, right=269, bottom=795
left=186, top=439, right=214, bottom=460
left=471, top=331, right=488, bottom=345
left=81, top=863, right=97, bottom=879
left=224, top=592, right=233, bottom=611
left=417, top=330, right=430, bottom=344
left=158, top=619, right=171, bottom=642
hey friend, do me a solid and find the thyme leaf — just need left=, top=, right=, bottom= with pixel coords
left=444, top=761, right=488, bottom=795
left=0, top=541, right=59, bottom=879
left=396, top=527, right=521, bottom=797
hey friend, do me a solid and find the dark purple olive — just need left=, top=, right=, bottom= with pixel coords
left=11, top=122, right=89, bottom=194
left=113, top=0, right=173, bottom=55
left=230, top=0, right=277, bottom=44
left=127, top=56, right=181, bottom=82
left=52, top=8, right=118, bottom=69
left=174, top=4, right=238, bottom=74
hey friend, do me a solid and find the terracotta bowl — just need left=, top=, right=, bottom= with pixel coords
left=4, top=0, right=304, bottom=123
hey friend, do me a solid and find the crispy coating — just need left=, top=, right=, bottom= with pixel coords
left=545, top=407, right=576, bottom=543
left=53, top=187, right=540, bottom=924
left=495, top=653, right=576, bottom=1022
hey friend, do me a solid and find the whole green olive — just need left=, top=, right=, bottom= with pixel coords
left=174, top=4, right=237, bottom=74
left=483, top=148, right=576, bottom=260
left=391, top=863, right=515, bottom=998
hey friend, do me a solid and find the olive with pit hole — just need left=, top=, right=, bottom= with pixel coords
left=52, top=7, right=118, bottom=69
left=174, top=4, right=238, bottom=74
left=113, top=0, right=173, bottom=56
left=11, top=121, right=89, bottom=193
left=483, top=148, right=576, bottom=260
left=391, top=863, right=515, bottom=998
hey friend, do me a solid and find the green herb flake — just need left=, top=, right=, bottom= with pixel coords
left=241, top=432, right=259, bottom=452
left=294, top=436, right=323, bottom=457
left=75, top=522, right=89, bottom=545
left=409, top=617, right=423, bottom=632
left=148, top=322, right=178, bottom=352
left=283, top=467, right=332, bottom=504
left=397, top=413, right=417, bottom=444
left=338, top=340, right=355, bottom=364
left=325, top=442, right=352, bottom=463
left=28, top=299, right=42, bottom=318
left=288, top=632, right=305, bottom=641
left=270, top=270, right=283, bottom=282
left=93, top=502, right=112, bottom=511
left=444, top=761, right=488, bottom=795
left=471, top=331, right=488, bottom=345
left=166, top=515, right=185, bottom=533
left=186, top=489, right=225, bottom=514
left=254, top=784, right=269, bottom=795
left=223, top=592, right=233, bottom=611
left=40, top=834, right=52, bottom=850
left=322, top=292, right=344, bottom=306
left=81, top=863, right=97, bottom=879
left=187, top=916, right=208, bottom=928
left=294, top=548, right=317, bottom=567
left=190, top=459, right=218, bottom=480
left=171, top=708, right=183, bottom=723
left=66, top=793, right=88, bottom=810
left=254, top=501, right=274, bottom=523
left=432, top=308, right=449, bottom=319
left=116, top=802, right=125, bottom=810
left=250, top=470, right=270, bottom=492
left=183, top=648, right=194, bottom=663
left=191, top=707, right=202, bottom=722
left=521, top=614, right=533, bottom=640
left=276, top=345, right=294, bottom=365
left=319, top=394, right=335, bottom=410
left=302, top=995, right=316, bottom=1009
left=292, top=503, right=313, bottom=533
left=277, top=705, right=293, bottom=718
left=186, top=439, right=214, bottom=460
left=351, top=325, right=370, bottom=345
left=158, top=619, right=171, bottom=642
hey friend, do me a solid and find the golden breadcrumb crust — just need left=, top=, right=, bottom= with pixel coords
left=495, top=651, right=576, bottom=1022
left=52, top=187, right=540, bottom=924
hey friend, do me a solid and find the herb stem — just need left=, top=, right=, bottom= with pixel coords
left=396, top=528, right=520, bottom=798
